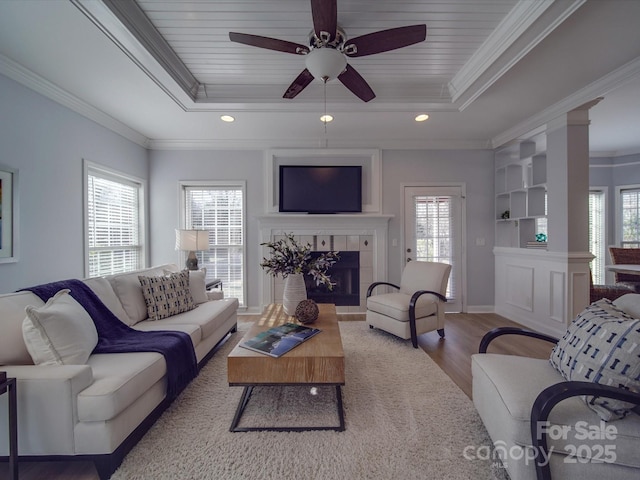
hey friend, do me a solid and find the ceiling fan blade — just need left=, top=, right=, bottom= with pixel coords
left=338, top=64, right=375, bottom=102
left=283, top=69, right=315, bottom=99
left=343, top=24, right=426, bottom=57
left=229, top=32, right=309, bottom=55
left=310, top=0, right=337, bottom=42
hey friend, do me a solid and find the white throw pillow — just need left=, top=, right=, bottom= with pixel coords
left=164, top=268, right=208, bottom=304
left=22, top=289, right=99, bottom=365
left=613, top=293, right=640, bottom=319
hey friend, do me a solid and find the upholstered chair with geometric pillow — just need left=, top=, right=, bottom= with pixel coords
left=366, top=261, right=451, bottom=348
left=608, top=247, right=640, bottom=293
left=472, top=295, right=640, bottom=480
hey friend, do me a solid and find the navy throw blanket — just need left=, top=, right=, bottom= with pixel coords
left=23, top=279, right=198, bottom=400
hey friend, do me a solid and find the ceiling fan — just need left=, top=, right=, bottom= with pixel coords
left=229, top=0, right=426, bottom=102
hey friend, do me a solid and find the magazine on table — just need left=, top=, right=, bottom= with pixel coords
left=239, top=323, right=321, bottom=357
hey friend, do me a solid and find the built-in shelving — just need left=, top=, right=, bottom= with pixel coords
left=495, top=140, right=547, bottom=248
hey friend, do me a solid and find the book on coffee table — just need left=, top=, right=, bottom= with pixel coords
left=239, top=323, right=321, bottom=357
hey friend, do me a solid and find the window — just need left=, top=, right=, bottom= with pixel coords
left=84, top=162, right=145, bottom=277
left=589, top=189, right=606, bottom=284
left=181, top=182, right=246, bottom=306
left=620, top=187, right=640, bottom=248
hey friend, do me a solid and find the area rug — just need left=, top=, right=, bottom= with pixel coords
left=111, top=321, right=506, bottom=479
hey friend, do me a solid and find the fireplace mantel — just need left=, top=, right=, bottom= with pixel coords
left=257, top=214, right=393, bottom=312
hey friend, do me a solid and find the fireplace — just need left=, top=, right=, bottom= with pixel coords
left=258, top=214, right=391, bottom=313
left=305, top=251, right=360, bottom=306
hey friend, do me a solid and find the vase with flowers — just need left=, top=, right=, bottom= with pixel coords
left=260, top=233, right=340, bottom=315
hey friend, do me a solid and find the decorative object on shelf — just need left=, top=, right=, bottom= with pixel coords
left=295, top=299, right=320, bottom=324
left=175, top=229, right=209, bottom=270
left=501, top=210, right=510, bottom=219
left=260, top=233, right=339, bottom=315
left=535, top=233, right=547, bottom=242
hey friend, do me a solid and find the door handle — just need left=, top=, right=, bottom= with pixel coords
left=407, top=258, right=412, bottom=262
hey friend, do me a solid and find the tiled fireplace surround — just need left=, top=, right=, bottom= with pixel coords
left=258, top=214, right=392, bottom=313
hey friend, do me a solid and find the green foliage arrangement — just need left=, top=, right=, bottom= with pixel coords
left=260, top=233, right=340, bottom=289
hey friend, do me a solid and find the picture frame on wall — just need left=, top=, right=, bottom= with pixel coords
left=0, top=165, right=18, bottom=263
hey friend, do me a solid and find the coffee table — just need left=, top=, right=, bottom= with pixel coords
left=227, top=303, right=345, bottom=432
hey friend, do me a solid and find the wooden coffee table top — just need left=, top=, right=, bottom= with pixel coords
left=227, top=303, right=345, bottom=385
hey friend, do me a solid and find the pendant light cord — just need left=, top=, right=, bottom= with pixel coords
left=323, top=80, right=328, bottom=148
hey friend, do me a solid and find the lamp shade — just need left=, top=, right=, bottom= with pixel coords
left=305, top=48, right=347, bottom=82
left=175, top=229, right=209, bottom=251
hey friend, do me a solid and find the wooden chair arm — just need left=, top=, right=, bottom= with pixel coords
left=409, top=290, right=447, bottom=307
left=479, top=327, right=558, bottom=353
left=366, top=281, right=399, bottom=298
left=531, top=381, right=640, bottom=480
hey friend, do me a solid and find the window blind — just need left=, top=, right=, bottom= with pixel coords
left=87, top=170, right=143, bottom=277
left=414, top=195, right=455, bottom=299
left=621, top=188, right=640, bottom=248
left=184, top=186, right=245, bottom=305
left=589, top=190, right=605, bottom=284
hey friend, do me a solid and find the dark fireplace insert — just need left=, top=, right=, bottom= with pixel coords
left=304, top=251, right=360, bottom=306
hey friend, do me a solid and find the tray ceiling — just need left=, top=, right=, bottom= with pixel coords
left=0, top=0, right=639, bottom=153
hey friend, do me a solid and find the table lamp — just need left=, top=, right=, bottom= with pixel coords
left=175, top=229, right=209, bottom=270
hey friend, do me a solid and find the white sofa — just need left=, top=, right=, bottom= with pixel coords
left=0, top=264, right=239, bottom=478
left=472, top=294, right=640, bottom=480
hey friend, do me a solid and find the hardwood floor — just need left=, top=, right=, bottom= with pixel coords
left=1, top=312, right=554, bottom=480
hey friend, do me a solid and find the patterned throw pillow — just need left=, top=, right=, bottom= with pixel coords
left=550, top=298, right=640, bottom=421
left=138, top=271, right=196, bottom=320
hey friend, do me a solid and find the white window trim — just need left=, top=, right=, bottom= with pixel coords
left=178, top=180, right=247, bottom=307
left=83, top=159, right=147, bottom=277
left=615, top=183, right=640, bottom=246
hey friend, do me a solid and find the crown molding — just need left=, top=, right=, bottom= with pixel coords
left=450, top=0, right=585, bottom=111
left=71, top=0, right=196, bottom=110
left=491, top=56, right=640, bottom=148
left=147, top=138, right=490, bottom=152
left=0, top=54, right=149, bottom=148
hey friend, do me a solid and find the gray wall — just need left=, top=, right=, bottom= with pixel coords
left=0, top=74, right=149, bottom=293
left=149, top=148, right=496, bottom=311
left=148, top=149, right=265, bottom=308
left=381, top=150, right=495, bottom=308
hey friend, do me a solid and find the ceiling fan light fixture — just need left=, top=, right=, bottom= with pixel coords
left=220, top=115, right=235, bottom=122
left=415, top=114, right=429, bottom=122
left=305, top=48, right=347, bottom=82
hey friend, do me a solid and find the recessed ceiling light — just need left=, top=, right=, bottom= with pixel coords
left=415, top=114, right=429, bottom=122
left=220, top=115, right=235, bottom=122
left=320, top=114, right=334, bottom=123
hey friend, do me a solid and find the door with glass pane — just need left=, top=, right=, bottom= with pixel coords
left=183, top=184, right=245, bottom=306
left=404, top=185, right=464, bottom=312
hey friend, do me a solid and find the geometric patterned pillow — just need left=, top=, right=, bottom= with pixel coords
left=550, top=298, right=640, bottom=421
left=138, top=270, right=196, bottom=321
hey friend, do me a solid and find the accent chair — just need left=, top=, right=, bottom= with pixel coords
left=608, top=246, right=640, bottom=292
left=365, top=261, right=451, bottom=348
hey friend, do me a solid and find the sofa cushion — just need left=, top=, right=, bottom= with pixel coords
left=0, top=292, right=43, bottom=365
left=138, top=270, right=196, bottom=320
left=154, top=297, right=239, bottom=339
left=78, top=351, right=166, bottom=422
left=133, top=321, right=201, bottom=346
left=107, top=265, right=167, bottom=325
left=550, top=299, right=640, bottom=421
left=164, top=267, right=208, bottom=304
left=366, top=292, right=437, bottom=321
left=83, top=276, right=130, bottom=325
left=23, top=289, right=98, bottom=365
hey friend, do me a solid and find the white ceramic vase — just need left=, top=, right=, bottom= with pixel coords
left=283, top=273, right=307, bottom=315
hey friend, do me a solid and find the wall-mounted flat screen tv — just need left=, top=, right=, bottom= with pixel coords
left=279, top=165, right=362, bottom=213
